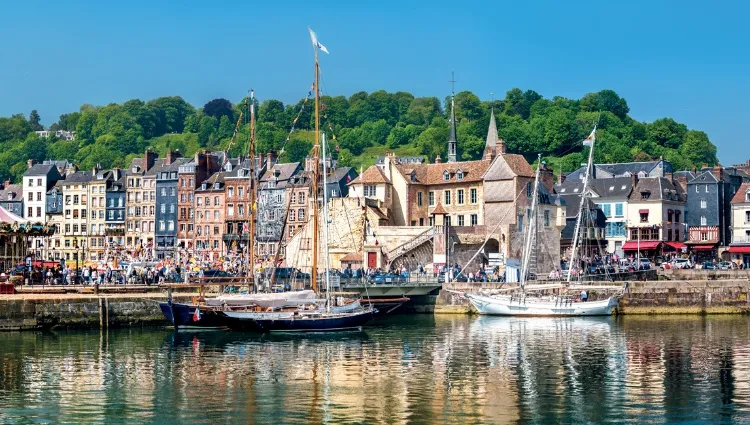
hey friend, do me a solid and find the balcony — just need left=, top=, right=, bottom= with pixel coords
left=731, top=236, right=750, bottom=245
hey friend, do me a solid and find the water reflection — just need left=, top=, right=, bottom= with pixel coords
left=0, top=316, right=748, bottom=424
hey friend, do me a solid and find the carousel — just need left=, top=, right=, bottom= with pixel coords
left=0, top=206, right=55, bottom=273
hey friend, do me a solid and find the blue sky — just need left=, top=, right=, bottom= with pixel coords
left=1, top=0, right=748, bottom=164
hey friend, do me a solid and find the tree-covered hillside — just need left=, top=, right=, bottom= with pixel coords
left=0, top=89, right=718, bottom=182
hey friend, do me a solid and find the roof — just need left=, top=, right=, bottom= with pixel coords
left=24, top=164, right=55, bottom=177
left=556, top=176, right=634, bottom=200
left=197, top=171, right=226, bottom=190
left=349, top=166, right=391, bottom=185
left=328, top=166, right=355, bottom=183
left=566, top=159, right=672, bottom=181
left=395, top=159, right=491, bottom=185
left=430, top=203, right=448, bottom=215
left=485, top=109, right=499, bottom=154
left=0, top=184, right=22, bottom=202
left=155, top=157, right=191, bottom=175
left=731, top=183, right=750, bottom=203
left=260, top=162, right=301, bottom=182
left=630, top=177, right=685, bottom=202
left=340, top=252, right=363, bottom=262
left=560, top=196, right=598, bottom=218
left=483, top=154, right=534, bottom=181
left=63, top=171, right=94, bottom=184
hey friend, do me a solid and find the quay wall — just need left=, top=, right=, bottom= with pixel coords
left=0, top=294, right=196, bottom=331
left=424, top=280, right=750, bottom=315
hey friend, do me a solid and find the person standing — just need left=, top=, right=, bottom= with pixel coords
left=580, top=289, right=588, bottom=302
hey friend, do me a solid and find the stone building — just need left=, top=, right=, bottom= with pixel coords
left=177, top=151, right=221, bottom=253
left=728, top=182, right=750, bottom=266
left=684, top=166, right=746, bottom=259
left=125, top=149, right=157, bottom=255
left=255, top=160, right=300, bottom=258
left=105, top=169, right=126, bottom=255
left=194, top=171, right=226, bottom=260
left=154, top=151, right=188, bottom=259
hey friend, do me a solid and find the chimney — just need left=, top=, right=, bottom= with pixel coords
left=144, top=149, right=157, bottom=170
left=266, top=150, right=277, bottom=168
left=712, top=165, right=723, bottom=180
left=93, top=163, right=100, bottom=175
left=435, top=155, right=442, bottom=164
left=166, top=149, right=181, bottom=165
left=112, top=168, right=121, bottom=181
left=27, top=159, right=36, bottom=169
left=3, top=179, right=10, bottom=189
left=557, top=172, right=565, bottom=185
left=66, top=164, right=78, bottom=177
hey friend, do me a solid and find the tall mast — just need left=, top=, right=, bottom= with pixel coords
left=520, top=154, right=542, bottom=288
left=322, top=133, right=332, bottom=312
left=567, top=126, right=596, bottom=284
left=247, top=89, right=257, bottom=289
left=310, top=49, right=320, bottom=293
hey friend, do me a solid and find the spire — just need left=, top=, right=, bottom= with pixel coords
left=484, top=108, right=499, bottom=160
left=447, top=96, right=457, bottom=163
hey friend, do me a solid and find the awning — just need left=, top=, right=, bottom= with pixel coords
left=691, top=245, right=715, bottom=251
left=664, top=242, right=686, bottom=250
left=638, top=209, right=649, bottom=214
left=622, top=241, right=661, bottom=250
left=728, top=246, right=750, bottom=254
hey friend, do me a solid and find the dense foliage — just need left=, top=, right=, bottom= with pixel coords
left=0, top=89, right=718, bottom=182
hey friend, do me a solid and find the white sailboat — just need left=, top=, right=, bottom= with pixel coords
left=465, top=127, right=625, bottom=316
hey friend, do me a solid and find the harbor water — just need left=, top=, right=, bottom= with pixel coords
left=1, top=315, right=749, bottom=424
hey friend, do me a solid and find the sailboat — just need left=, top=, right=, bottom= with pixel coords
left=464, top=127, right=625, bottom=316
left=217, top=28, right=376, bottom=332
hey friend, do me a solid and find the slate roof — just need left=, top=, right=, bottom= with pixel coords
left=328, top=166, right=355, bottom=183
left=566, top=159, right=671, bottom=181
left=24, top=164, right=56, bottom=177
left=63, top=171, right=94, bottom=184
left=260, top=162, right=301, bottom=182
left=196, top=171, right=226, bottom=191
left=630, top=177, right=685, bottom=202
left=349, top=166, right=391, bottom=185
left=556, top=176, right=634, bottom=200
left=731, top=183, right=750, bottom=204
left=0, top=184, right=22, bottom=201
left=155, top=157, right=191, bottom=175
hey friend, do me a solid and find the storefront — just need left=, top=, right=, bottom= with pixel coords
left=662, top=241, right=687, bottom=260
left=687, top=243, right=717, bottom=263
left=727, top=246, right=750, bottom=268
left=621, top=241, right=661, bottom=260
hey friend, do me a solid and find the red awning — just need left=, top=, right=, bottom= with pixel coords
left=622, top=241, right=661, bottom=250
left=638, top=209, right=649, bottom=214
left=664, top=242, right=686, bottom=250
left=728, top=246, right=750, bottom=254
left=691, top=245, right=715, bottom=251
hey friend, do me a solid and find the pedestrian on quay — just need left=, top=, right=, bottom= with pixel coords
left=580, top=289, right=588, bottom=302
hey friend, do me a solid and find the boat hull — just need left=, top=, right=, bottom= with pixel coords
left=220, top=309, right=377, bottom=333
left=466, top=293, right=618, bottom=316
left=159, top=302, right=227, bottom=329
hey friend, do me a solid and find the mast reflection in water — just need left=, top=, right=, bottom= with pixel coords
left=0, top=316, right=748, bottom=424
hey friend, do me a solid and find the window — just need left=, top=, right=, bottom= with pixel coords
left=160, top=204, right=166, bottom=214
left=470, top=214, right=478, bottom=226
left=28, top=179, right=33, bottom=187
left=160, top=188, right=166, bottom=196
left=28, top=192, right=33, bottom=201
left=615, top=203, right=623, bottom=217
left=73, top=224, right=79, bottom=233
left=701, top=199, right=707, bottom=209
left=470, top=188, right=477, bottom=204
left=457, top=189, right=464, bottom=205
left=443, top=171, right=450, bottom=182
left=290, top=209, right=296, bottom=221
left=675, top=229, right=680, bottom=241
left=605, top=222, right=626, bottom=237
left=238, top=204, right=244, bottom=217
left=695, top=185, right=699, bottom=193
left=444, top=190, right=451, bottom=205
left=428, top=192, right=435, bottom=206
left=417, top=192, right=423, bottom=207
left=363, top=185, right=376, bottom=197
left=518, top=215, right=524, bottom=232
left=675, top=210, right=681, bottom=223
left=36, top=207, right=41, bottom=217
left=228, top=188, right=234, bottom=198
left=298, top=209, right=305, bottom=221
left=705, top=184, right=709, bottom=193
left=444, top=216, right=451, bottom=226
left=544, top=210, right=550, bottom=227
left=701, top=232, right=708, bottom=241
left=65, top=224, right=70, bottom=233
left=701, top=216, right=707, bottom=226
left=640, top=211, right=648, bottom=222
left=602, top=204, right=611, bottom=217
left=429, top=217, right=434, bottom=226
left=37, top=192, right=41, bottom=201
left=227, top=204, right=234, bottom=217
left=667, top=229, right=672, bottom=241
left=298, top=193, right=305, bottom=204
left=214, top=196, right=219, bottom=206
left=197, top=197, right=203, bottom=206
left=457, top=215, right=465, bottom=226
left=527, top=182, right=532, bottom=197
left=456, top=170, right=464, bottom=181
left=746, top=211, right=750, bottom=223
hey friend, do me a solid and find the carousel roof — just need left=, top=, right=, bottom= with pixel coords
left=0, top=205, right=27, bottom=224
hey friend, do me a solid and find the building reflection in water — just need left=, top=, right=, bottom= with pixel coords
left=0, top=316, right=748, bottom=424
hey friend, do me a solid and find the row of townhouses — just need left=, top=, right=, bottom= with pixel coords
left=3, top=100, right=750, bottom=270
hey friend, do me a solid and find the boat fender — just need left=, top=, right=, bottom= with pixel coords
left=266, top=306, right=273, bottom=312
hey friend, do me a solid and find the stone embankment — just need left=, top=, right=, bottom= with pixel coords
left=0, top=293, right=197, bottom=331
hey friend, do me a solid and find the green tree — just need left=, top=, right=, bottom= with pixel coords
left=283, top=138, right=312, bottom=163
left=337, top=148, right=354, bottom=167
left=679, top=130, right=717, bottom=167
left=647, top=118, right=688, bottom=149
left=29, top=110, right=43, bottom=131
left=198, top=115, right=217, bottom=147
left=580, top=90, right=630, bottom=119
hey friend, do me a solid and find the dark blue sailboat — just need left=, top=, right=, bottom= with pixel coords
left=159, top=301, right=227, bottom=329
left=219, top=307, right=377, bottom=332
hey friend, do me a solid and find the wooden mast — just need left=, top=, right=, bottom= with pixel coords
left=247, top=90, right=257, bottom=289
left=311, top=50, right=320, bottom=293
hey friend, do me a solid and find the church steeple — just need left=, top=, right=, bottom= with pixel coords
left=447, top=96, right=457, bottom=163
left=484, top=108, right=498, bottom=161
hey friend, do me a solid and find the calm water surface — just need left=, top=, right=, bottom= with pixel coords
left=0, top=315, right=749, bottom=425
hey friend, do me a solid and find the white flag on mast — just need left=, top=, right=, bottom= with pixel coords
left=582, top=126, right=596, bottom=147
left=308, top=27, right=329, bottom=54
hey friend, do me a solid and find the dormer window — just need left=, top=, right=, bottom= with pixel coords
left=213, top=183, right=220, bottom=189
left=609, top=186, right=614, bottom=191
left=456, top=170, right=464, bottom=181
left=410, top=172, right=416, bottom=183
left=201, top=184, right=207, bottom=190
left=746, top=191, right=750, bottom=202
left=443, top=171, right=450, bottom=182
left=641, top=190, right=651, bottom=200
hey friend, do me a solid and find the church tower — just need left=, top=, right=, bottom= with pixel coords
left=447, top=96, right=457, bottom=163
left=483, top=108, right=506, bottom=160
